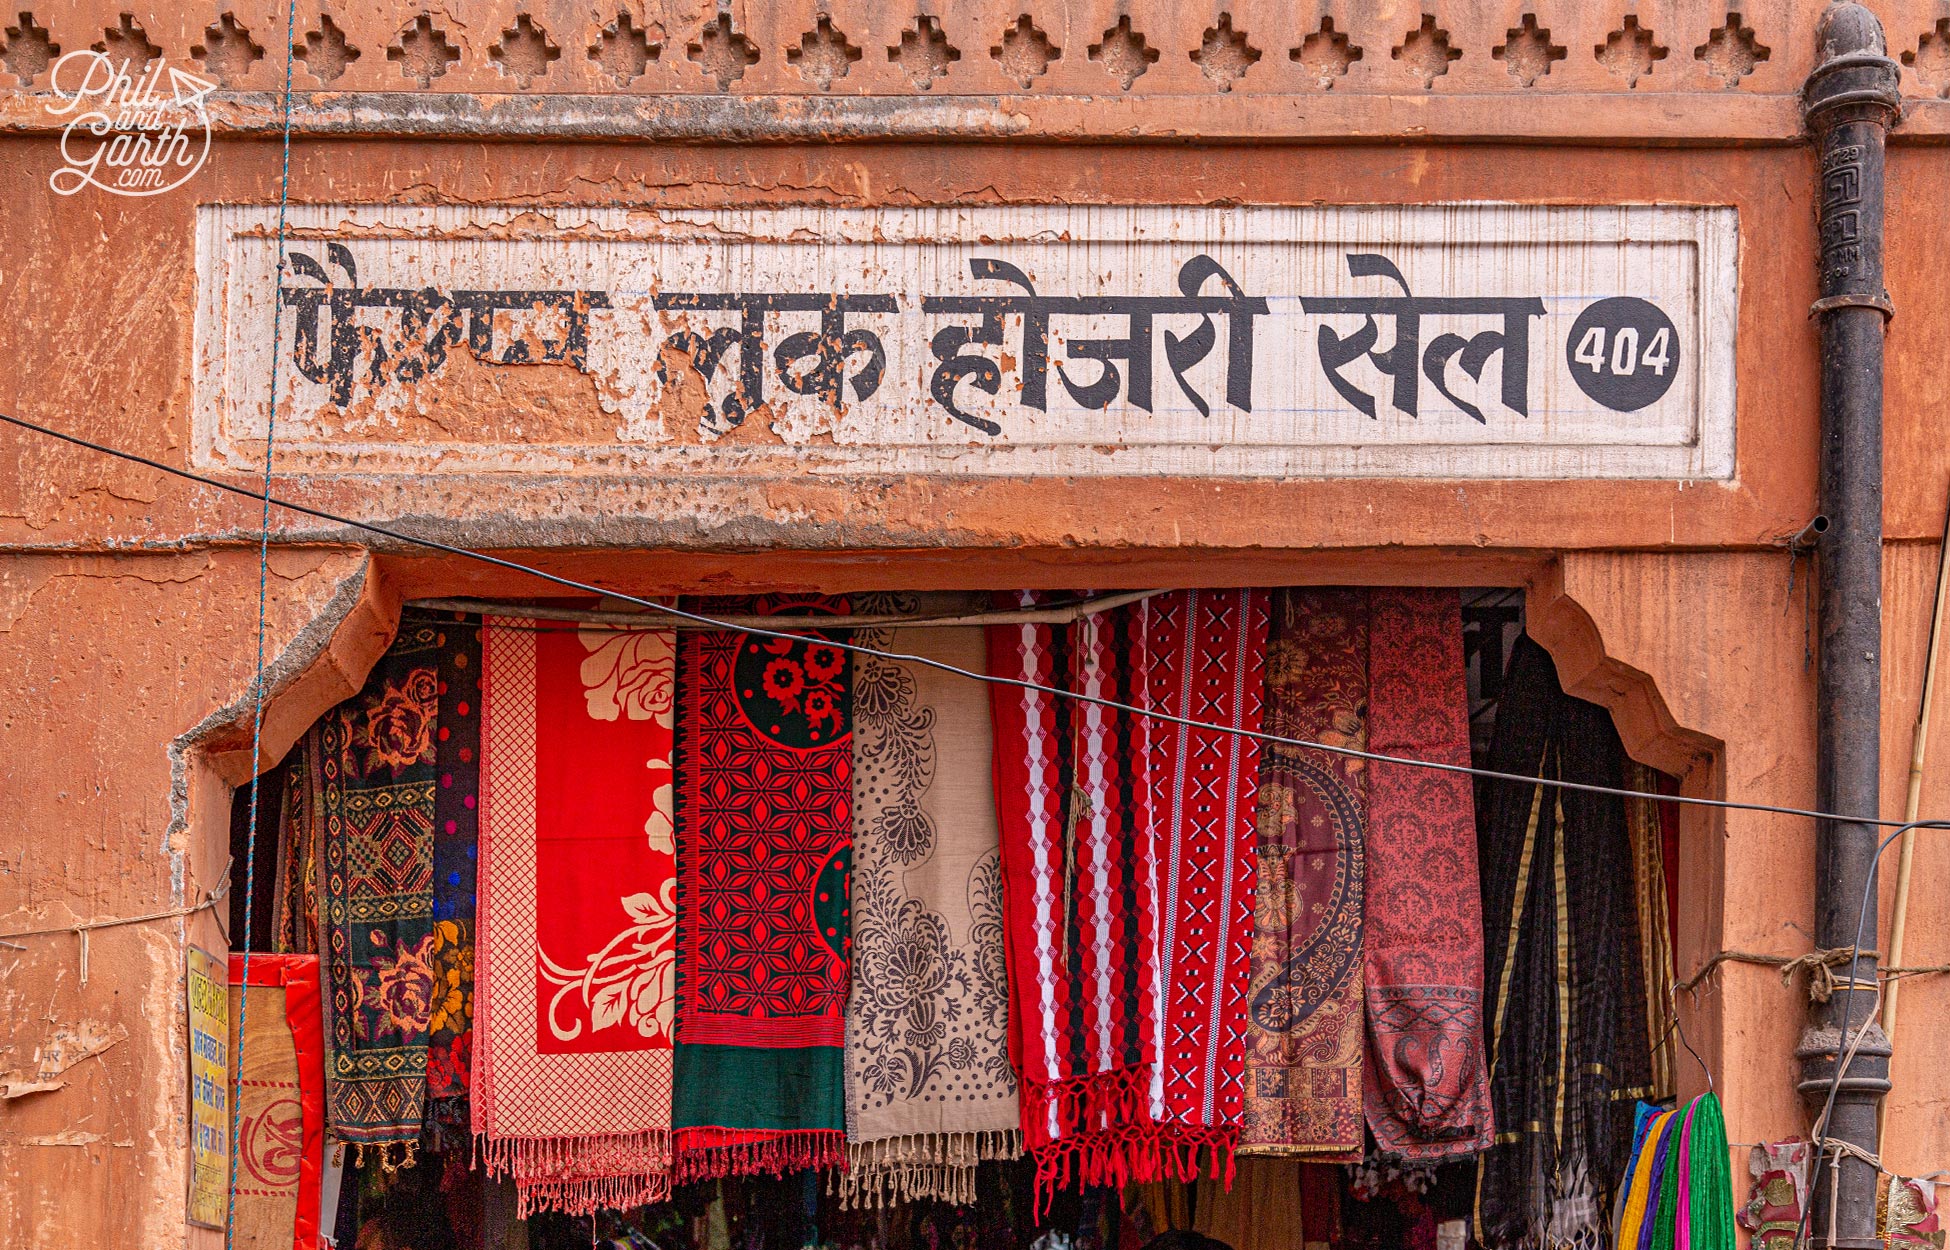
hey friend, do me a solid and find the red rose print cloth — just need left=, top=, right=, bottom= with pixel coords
left=672, top=597, right=852, bottom=1181
left=1144, top=589, right=1270, bottom=1180
left=319, top=623, right=439, bottom=1156
left=989, top=593, right=1161, bottom=1206
left=1362, top=588, right=1493, bottom=1158
left=475, top=615, right=678, bottom=1215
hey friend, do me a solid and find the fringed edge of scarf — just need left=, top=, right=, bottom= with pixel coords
left=1023, top=1067, right=1239, bottom=1212
left=476, top=1129, right=671, bottom=1217
left=512, top=1169, right=672, bottom=1219
left=836, top=1129, right=1024, bottom=1209
left=671, top=1128, right=847, bottom=1183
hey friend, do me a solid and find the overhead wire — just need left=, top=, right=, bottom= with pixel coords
left=3, top=404, right=1948, bottom=833
left=226, top=1, right=301, bottom=1244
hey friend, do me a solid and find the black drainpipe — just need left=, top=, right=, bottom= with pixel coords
left=1798, top=5, right=1900, bottom=1246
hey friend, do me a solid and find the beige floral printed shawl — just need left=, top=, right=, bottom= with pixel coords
left=842, top=612, right=1020, bottom=1206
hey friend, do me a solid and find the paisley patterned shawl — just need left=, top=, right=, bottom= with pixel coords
left=672, top=597, right=853, bottom=1181
left=320, top=623, right=440, bottom=1155
left=1242, top=588, right=1367, bottom=1158
left=1362, top=588, right=1493, bottom=1159
left=474, top=614, right=678, bottom=1216
left=841, top=603, right=1020, bottom=1208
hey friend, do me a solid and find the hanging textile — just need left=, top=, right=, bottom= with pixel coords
left=321, top=622, right=439, bottom=1156
left=1881, top=1174, right=1944, bottom=1249
left=1242, top=588, right=1367, bottom=1158
left=1362, top=587, right=1492, bottom=1159
left=1685, top=1094, right=1735, bottom=1250
left=1475, top=635, right=1653, bottom=1250
left=842, top=606, right=1021, bottom=1208
left=1611, top=1096, right=1736, bottom=1250
left=1615, top=1105, right=1673, bottom=1250
left=1145, top=588, right=1271, bottom=1179
left=425, top=613, right=481, bottom=1149
left=1738, top=1141, right=1811, bottom=1250
left=1192, top=1157, right=1305, bottom=1250
left=673, top=597, right=853, bottom=1180
left=1626, top=760, right=1679, bottom=1105
left=989, top=592, right=1162, bottom=1200
left=475, top=614, right=677, bottom=1215
left=228, top=953, right=325, bottom=1250
left=272, top=744, right=321, bottom=956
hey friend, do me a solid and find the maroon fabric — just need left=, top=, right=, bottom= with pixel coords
left=1361, top=588, right=1493, bottom=1158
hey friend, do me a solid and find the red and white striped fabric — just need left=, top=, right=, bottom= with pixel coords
left=1144, top=588, right=1270, bottom=1180
left=990, top=594, right=1159, bottom=1203
left=990, top=589, right=1270, bottom=1203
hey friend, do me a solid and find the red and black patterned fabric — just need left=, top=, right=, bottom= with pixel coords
left=1361, top=587, right=1493, bottom=1158
left=989, top=594, right=1160, bottom=1203
left=672, top=597, right=852, bottom=1179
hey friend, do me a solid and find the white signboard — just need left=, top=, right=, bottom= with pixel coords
left=194, top=203, right=1736, bottom=479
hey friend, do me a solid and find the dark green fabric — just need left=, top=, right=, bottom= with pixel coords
left=672, top=1044, right=845, bottom=1131
left=1688, top=1095, right=1736, bottom=1250
left=322, top=623, right=441, bottom=1147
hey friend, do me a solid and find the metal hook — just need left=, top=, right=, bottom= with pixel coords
left=1659, top=980, right=1714, bottom=1094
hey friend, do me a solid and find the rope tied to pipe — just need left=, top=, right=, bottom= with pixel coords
left=1675, top=945, right=1905, bottom=1002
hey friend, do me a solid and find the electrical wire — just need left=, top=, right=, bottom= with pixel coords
left=1792, top=817, right=1950, bottom=1250
left=226, top=4, right=300, bottom=1245
left=4, top=404, right=1948, bottom=833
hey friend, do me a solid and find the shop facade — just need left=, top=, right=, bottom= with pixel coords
left=6, top=0, right=1950, bottom=1244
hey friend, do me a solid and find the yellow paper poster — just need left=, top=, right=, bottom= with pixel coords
left=186, top=946, right=229, bottom=1230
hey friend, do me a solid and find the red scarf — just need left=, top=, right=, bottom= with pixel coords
left=1363, top=588, right=1492, bottom=1157
left=475, top=616, right=678, bottom=1214
left=1144, top=589, right=1269, bottom=1179
left=990, top=594, right=1158, bottom=1203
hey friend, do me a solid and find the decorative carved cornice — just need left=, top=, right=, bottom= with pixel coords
left=4, top=2, right=1950, bottom=141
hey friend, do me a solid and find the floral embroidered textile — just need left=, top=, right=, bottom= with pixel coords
left=320, top=624, right=440, bottom=1151
left=842, top=610, right=1020, bottom=1207
left=425, top=614, right=481, bottom=1147
left=475, top=614, right=678, bottom=1215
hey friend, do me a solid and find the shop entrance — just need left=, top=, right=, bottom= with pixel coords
left=219, top=576, right=1695, bottom=1250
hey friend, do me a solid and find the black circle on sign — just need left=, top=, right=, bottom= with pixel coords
left=1565, top=296, right=1680, bottom=413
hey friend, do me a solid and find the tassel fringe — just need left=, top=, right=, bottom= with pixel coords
left=673, top=1128, right=847, bottom=1184
left=475, top=1129, right=671, bottom=1218
left=1024, top=1067, right=1239, bottom=1213
left=837, top=1129, right=1025, bottom=1209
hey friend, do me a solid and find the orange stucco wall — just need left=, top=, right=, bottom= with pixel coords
left=9, top=37, right=1950, bottom=1242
